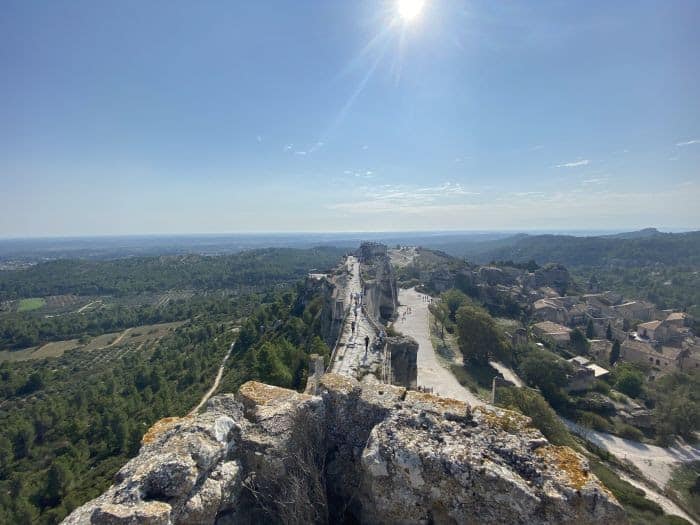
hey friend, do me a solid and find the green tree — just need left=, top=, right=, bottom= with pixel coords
left=308, top=336, right=330, bottom=362
left=609, top=340, right=620, bottom=365
left=570, top=328, right=590, bottom=355
left=45, top=458, right=74, bottom=507
left=430, top=302, right=449, bottom=338
left=455, top=304, right=506, bottom=364
left=12, top=422, right=34, bottom=459
left=653, top=371, right=700, bottom=444
left=0, top=436, right=12, bottom=476
left=256, top=342, right=293, bottom=387
left=616, top=368, right=644, bottom=398
left=441, top=289, right=469, bottom=322
left=520, top=349, right=572, bottom=409
left=586, top=319, right=596, bottom=339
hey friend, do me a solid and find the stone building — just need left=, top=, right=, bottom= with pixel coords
left=532, top=321, right=572, bottom=347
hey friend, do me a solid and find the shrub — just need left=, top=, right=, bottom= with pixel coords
left=616, top=368, right=644, bottom=398
left=592, top=379, right=611, bottom=395
left=519, top=349, right=572, bottom=409
left=578, top=411, right=612, bottom=432
left=617, top=423, right=644, bottom=441
left=495, top=386, right=575, bottom=447
left=590, top=460, right=663, bottom=515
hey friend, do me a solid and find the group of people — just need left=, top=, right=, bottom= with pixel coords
left=349, top=291, right=371, bottom=354
left=400, top=305, right=412, bottom=322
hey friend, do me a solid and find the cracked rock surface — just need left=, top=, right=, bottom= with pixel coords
left=63, top=375, right=626, bottom=525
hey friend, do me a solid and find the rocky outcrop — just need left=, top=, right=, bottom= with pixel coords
left=295, top=275, right=344, bottom=349
left=534, top=264, right=572, bottom=295
left=386, top=335, right=418, bottom=388
left=361, top=249, right=398, bottom=322
left=64, top=376, right=626, bottom=525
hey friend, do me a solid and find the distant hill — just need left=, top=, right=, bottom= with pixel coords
left=464, top=229, right=700, bottom=268
left=601, top=227, right=662, bottom=239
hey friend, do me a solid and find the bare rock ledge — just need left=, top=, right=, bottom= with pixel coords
left=63, top=374, right=626, bottom=525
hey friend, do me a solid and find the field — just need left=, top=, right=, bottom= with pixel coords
left=17, top=297, right=46, bottom=312
left=0, top=321, right=185, bottom=363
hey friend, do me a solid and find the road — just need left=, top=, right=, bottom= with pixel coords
left=189, top=341, right=234, bottom=415
left=396, top=287, right=484, bottom=406
left=330, top=256, right=383, bottom=379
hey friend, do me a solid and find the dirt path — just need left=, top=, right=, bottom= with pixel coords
left=489, top=360, right=524, bottom=387
left=564, top=418, right=700, bottom=488
left=614, top=468, right=697, bottom=524
left=189, top=342, right=234, bottom=415
left=105, top=328, right=132, bottom=348
left=76, top=300, right=100, bottom=313
left=397, top=288, right=484, bottom=406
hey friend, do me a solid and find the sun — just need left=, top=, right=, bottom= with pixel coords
left=397, top=0, right=426, bottom=22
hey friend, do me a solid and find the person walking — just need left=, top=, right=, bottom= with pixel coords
left=364, top=335, right=370, bottom=354
left=351, top=320, right=356, bottom=334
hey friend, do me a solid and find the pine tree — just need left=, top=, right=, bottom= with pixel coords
left=609, top=340, right=621, bottom=365
left=586, top=319, right=596, bottom=339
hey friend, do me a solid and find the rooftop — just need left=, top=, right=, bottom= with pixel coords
left=533, top=321, right=572, bottom=335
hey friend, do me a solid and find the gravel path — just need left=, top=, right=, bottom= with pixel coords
left=397, top=288, right=484, bottom=406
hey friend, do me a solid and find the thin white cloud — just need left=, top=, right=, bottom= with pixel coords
left=294, top=150, right=307, bottom=156
left=676, top=139, right=700, bottom=147
left=555, top=159, right=590, bottom=168
left=256, top=135, right=262, bottom=143
left=327, top=182, right=480, bottom=213
left=582, top=178, right=608, bottom=185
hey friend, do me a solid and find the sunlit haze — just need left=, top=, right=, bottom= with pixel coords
left=397, top=0, right=426, bottom=22
left=1, top=0, right=699, bottom=236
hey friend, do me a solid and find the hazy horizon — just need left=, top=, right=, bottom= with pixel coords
left=2, top=1, right=699, bottom=236
left=1, top=226, right=699, bottom=242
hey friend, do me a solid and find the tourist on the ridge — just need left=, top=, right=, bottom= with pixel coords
left=364, top=335, right=370, bottom=354
left=351, top=321, right=356, bottom=334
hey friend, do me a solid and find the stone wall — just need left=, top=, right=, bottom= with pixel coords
left=64, top=375, right=626, bottom=525
left=386, top=335, right=418, bottom=388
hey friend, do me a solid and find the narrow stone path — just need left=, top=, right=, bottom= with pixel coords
left=330, top=256, right=383, bottom=379
left=397, top=287, right=484, bottom=406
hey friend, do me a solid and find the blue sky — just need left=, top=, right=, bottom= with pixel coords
left=1, top=0, right=699, bottom=236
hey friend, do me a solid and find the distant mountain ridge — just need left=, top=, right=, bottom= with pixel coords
left=463, top=229, right=700, bottom=268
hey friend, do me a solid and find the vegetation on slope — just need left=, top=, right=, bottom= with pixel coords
left=0, top=247, right=345, bottom=300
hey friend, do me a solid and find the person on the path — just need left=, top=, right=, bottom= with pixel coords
left=364, top=335, right=370, bottom=354
left=351, top=320, right=356, bottom=334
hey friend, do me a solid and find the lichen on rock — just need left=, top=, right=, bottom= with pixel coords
left=63, top=377, right=626, bottom=525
